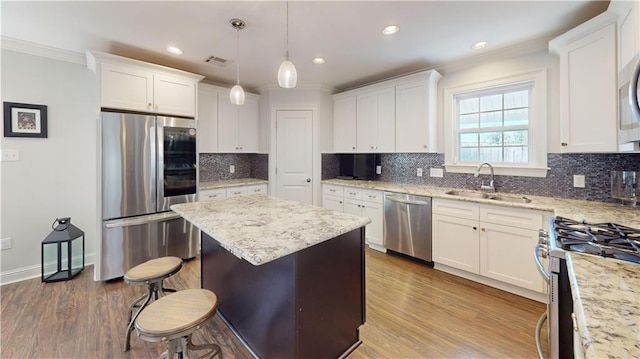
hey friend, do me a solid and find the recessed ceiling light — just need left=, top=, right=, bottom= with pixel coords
left=381, top=25, right=400, bottom=36
left=166, top=46, right=183, bottom=55
left=471, top=41, right=489, bottom=50
left=312, top=57, right=326, bottom=64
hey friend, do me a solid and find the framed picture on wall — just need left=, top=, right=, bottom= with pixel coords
left=3, top=102, right=48, bottom=138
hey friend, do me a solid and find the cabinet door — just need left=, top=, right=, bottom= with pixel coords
left=343, top=198, right=362, bottom=217
left=153, top=73, right=197, bottom=117
left=480, top=222, right=544, bottom=293
left=322, top=195, right=344, bottom=212
left=333, top=95, right=357, bottom=153
left=197, top=86, right=219, bottom=153
left=218, top=97, right=240, bottom=152
left=395, top=80, right=430, bottom=152
left=238, top=97, right=259, bottom=153
left=618, top=2, right=640, bottom=70
left=432, top=214, right=480, bottom=274
left=362, top=200, right=383, bottom=247
left=245, top=184, right=267, bottom=195
left=559, top=23, right=617, bottom=153
left=356, top=87, right=395, bottom=153
left=101, top=63, right=153, bottom=113
left=226, top=186, right=247, bottom=198
left=199, top=188, right=226, bottom=201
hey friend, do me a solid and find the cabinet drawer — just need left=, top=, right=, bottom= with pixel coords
left=323, top=184, right=344, bottom=197
left=432, top=198, right=479, bottom=220
left=226, top=187, right=247, bottom=198
left=245, top=184, right=267, bottom=195
left=199, top=188, right=226, bottom=201
left=343, top=187, right=362, bottom=200
left=480, top=205, right=545, bottom=231
left=360, top=189, right=383, bottom=204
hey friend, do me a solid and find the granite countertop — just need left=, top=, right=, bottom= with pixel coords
left=566, top=253, right=640, bottom=358
left=171, top=194, right=370, bottom=266
left=200, top=178, right=268, bottom=190
left=322, top=179, right=640, bottom=229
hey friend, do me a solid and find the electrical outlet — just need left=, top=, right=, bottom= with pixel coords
left=230, top=165, right=235, bottom=174
left=376, top=165, right=382, bottom=175
left=1, top=238, right=12, bottom=250
left=430, top=168, right=444, bottom=178
left=0, top=149, right=19, bottom=162
left=417, top=168, right=423, bottom=177
left=573, top=175, right=585, bottom=188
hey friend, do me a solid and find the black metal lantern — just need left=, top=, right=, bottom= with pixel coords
left=41, top=217, right=85, bottom=283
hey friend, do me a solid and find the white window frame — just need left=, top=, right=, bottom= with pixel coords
left=443, top=69, right=548, bottom=177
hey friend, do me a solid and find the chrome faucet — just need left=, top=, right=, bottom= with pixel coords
left=474, top=162, right=495, bottom=193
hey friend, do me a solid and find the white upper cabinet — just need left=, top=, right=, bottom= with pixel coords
left=550, top=14, right=618, bottom=153
left=197, top=84, right=219, bottom=153
left=218, top=93, right=259, bottom=153
left=357, top=87, right=395, bottom=153
left=333, top=95, right=357, bottom=153
left=332, top=70, right=440, bottom=153
left=395, top=70, right=442, bottom=153
left=88, top=51, right=203, bottom=118
left=616, top=0, right=640, bottom=69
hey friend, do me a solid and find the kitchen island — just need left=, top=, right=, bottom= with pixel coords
left=171, top=195, right=371, bottom=359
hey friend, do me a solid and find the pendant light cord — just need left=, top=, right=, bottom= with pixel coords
left=236, top=28, right=240, bottom=85
left=286, top=0, right=290, bottom=60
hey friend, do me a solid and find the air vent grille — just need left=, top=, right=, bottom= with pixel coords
left=205, top=55, right=229, bottom=67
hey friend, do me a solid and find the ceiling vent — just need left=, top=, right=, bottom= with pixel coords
left=205, top=55, right=230, bottom=67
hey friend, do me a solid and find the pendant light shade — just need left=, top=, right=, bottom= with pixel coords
left=230, top=19, right=245, bottom=105
left=278, top=59, right=297, bottom=88
left=278, top=1, right=297, bottom=88
left=230, top=84, right=245, bottom=105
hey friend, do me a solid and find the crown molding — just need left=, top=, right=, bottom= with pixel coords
left=1, top=36, right=85, bottom=65
left=255, top=83, right=335, bottom=95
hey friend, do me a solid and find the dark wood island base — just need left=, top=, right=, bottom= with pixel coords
left=201, top=227, right=366, bottom=359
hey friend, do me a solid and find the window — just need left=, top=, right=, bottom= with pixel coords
left=443, top=69, right=548, bottom=177
left=457, top=84, right=531, bottom=163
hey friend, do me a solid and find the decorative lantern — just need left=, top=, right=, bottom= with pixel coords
left=41, top=217, right=85, bottom=283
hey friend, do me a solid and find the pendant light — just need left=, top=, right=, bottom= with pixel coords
left=230, top=19, right=245, bottom=105
left=277, top=1, right=297, bottom=88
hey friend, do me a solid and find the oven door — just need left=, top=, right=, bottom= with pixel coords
left=157, top=117, right=197, bottom=212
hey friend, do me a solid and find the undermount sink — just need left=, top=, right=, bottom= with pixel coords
left=445, top=190, right=490, bottom=199
left=445, top=190, right=532, bottom=204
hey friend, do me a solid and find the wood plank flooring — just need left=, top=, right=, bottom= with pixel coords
left=1, top=248, right=548, bottom=358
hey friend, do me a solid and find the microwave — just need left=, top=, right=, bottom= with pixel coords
left=618, top=51, right=640, bottom=150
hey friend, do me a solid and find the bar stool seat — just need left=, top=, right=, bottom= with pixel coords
left=135, top=289, right=222, bottom=359
left=123, top=256, right=183, bottom=351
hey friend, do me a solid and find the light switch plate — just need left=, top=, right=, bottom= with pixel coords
left=417, top=168, right=423, bottom=177
left=430, top=168, right=444, bottom=178
left=230, top=164, right=235, bottom=174
left=1, top=238, right=12, bottom=250
left=0, top=149, right=19, bottom=162
left=573, top=175, right=585, bottom=188
left=376, top=165, right=381, bottom=175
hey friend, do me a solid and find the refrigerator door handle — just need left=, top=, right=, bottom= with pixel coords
left=105, top=212, right=181, bottom=228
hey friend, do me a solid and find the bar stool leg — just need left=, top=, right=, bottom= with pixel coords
left=186, top=333, right=222, bottom=359
left=123, top=283, right=156, bottom=352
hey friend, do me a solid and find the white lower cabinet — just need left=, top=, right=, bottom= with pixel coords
left=432, top=198, right=549, bottom=295
left=322, top=184, right=384, bottom=252
left=200, top=183, right=268, bottom=201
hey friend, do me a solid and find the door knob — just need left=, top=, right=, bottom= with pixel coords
left=306, top=178, right=311, bottom=183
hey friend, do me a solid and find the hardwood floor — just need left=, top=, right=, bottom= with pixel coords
left=1, top=248, right=548, bottom=358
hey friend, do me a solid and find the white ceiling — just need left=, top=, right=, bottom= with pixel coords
left=1, top=1, right=609, bottom=92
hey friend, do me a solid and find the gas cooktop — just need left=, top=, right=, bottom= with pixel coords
left=553, top=216, right=640, bottom=264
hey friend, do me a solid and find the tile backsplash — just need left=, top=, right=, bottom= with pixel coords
left=322, top=153, right=640, bottom=203
left=199, top=153, right=268, bottom=182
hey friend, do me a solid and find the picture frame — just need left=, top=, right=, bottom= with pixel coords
left=3, top=102, right=48, bottom=138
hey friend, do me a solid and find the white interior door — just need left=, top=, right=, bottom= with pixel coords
left=276, top=110, right=313, bottom=204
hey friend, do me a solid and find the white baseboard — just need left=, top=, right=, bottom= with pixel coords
left=0, top=253, right=95, bottom=286
left=367, top=242, right=387, bottom=253
left=434, top=262, right=548, bottom=304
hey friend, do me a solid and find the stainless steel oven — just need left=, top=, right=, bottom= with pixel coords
left=535, top=217, right=640, bottom=359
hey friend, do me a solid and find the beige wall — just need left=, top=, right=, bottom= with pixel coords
left=1, top=49, right=97, bottom=284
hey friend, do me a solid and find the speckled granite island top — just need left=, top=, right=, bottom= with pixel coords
left=323, top=179, right=640, bottom=228
left=566, top=253, right=640, bottom=358
left=171, top=194, right=370, bottom=265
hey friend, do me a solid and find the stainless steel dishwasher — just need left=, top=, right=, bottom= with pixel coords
left=383, top=192, right=432, bottom=262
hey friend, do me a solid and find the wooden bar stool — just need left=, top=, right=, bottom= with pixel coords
left=123, top=256, right=183, bottom=352
left=135, top=289, right=222, bottom=359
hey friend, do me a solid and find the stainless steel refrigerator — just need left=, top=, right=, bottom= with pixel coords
left=98, top=112, right=198, bottom=281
